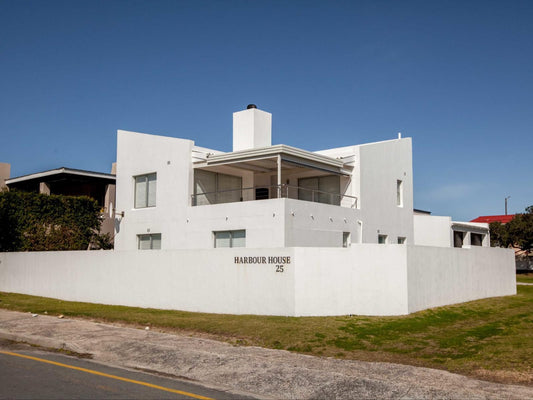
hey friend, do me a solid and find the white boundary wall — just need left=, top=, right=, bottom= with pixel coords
left=0, top=246, right=515, bottom=316
left=406, top=246, right=516, bottom=313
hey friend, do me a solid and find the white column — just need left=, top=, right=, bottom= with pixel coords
left=277, top=154, right=281, bottom=198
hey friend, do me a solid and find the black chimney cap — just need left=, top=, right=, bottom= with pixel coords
left=247, top=104, right=257, bottom=109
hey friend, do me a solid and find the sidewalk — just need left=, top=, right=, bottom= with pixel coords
left=1, top=309, right=532, bottom=399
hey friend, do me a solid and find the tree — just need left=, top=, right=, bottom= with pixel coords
left=507, top=207, right=533, bottom=251
left=490, top=205, right=533, bottom=251
left=0, top=190, right=110, bottom=252
left=489, top=221, right=509, bottom=248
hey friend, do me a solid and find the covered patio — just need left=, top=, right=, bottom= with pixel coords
left=191, top=144, right=357, bottom=208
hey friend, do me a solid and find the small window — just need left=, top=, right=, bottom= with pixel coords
left=397, top=237, right=406, bottom=244
left=378, top=234, right=388, bottom=244
left=135, top=173, right=157, bottom=208
left=471, top=233, right=483, bottom=246
left=453, top=231, right=464, bottom=248
left=396, top=180, right=403, bottom=207
left=343, top=232, right=351, bottom=248
left=138, top=233, right=161, bottom=250
left=214, top=230, right=246, bottom=248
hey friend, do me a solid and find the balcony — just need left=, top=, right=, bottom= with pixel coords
left=191, top=184, right=357, bottom=208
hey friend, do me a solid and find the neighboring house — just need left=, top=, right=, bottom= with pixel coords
left=471, top=215, right=515, bottom=224
left=114, top=105, right=488, bottom=251
left=4, top=166, right=116, bottom=240
left=0, top=162, right=10, bottom=190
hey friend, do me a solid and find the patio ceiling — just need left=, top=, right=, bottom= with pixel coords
left=193, top=144, right=352, bottom=175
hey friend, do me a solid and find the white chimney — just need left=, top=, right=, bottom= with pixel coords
left=233, top=104, right=272, bottom=152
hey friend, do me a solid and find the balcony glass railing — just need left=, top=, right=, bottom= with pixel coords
left=191, top=184, right=357, bottom=208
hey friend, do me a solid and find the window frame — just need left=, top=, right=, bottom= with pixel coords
left=134, top=173, right=157, bottom=208
left=213, top=230, right=246, bottom=248
left=298, top=175, right=341, bottom=205
left=137, top=233, right=161, bottom=250
left=193, top=170, right=242, bottom=205
left=396, top=179, right=403, bottom=207
left=342, top=232, right=351, bottom=248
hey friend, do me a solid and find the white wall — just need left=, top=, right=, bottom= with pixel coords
left=0, top=245, right=516, bottom=317
left=407, top=246, right=516, bottom=313
left=357, top=139, right=414, bottom=244
left=0, top=249, right=296, bottom=315
left=413, top=215, right=452, bottom=247
left=115, top=130, right=194, bottom=251
left=317, top=138, right=414, bottom=245
left=294, top=246, right=409, bottom=316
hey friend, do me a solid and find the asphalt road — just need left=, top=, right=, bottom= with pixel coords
left=0, top=340, right=254, bottom=400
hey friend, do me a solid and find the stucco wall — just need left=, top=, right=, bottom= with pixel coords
left=406, top=245, right=516, bottom=313
left=0, top=245, right=516, bottom=317
left=293, top=246, right=409, bottom=316
left=115, top=130, right=194, bottom=251
left=357, top=139, right=414, bottom=244
left=0, top=249, right=296, bottom=315
left=413, top=214, right=452, bottom=247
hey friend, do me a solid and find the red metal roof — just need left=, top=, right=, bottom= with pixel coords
left=470, top=215, right=515, bottom=224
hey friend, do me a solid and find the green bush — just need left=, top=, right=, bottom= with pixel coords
left=0, top=190, right=107, bottom=251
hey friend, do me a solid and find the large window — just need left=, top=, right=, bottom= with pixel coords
left=298, top=175, right=340, bottom=205
left=194, top=170, right=242, bottom=205
left=138, top=233, right=161, bottom=250
left=135, top=173, right=157, bottom=208
left=214, top=230, right=246, bottom=248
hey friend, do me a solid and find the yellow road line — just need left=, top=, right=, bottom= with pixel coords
left=0, top=350, right=214, bottom=400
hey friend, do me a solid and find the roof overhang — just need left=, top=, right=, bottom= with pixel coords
left=6, top=167, right=115, bottom=185
left=194, top=145, right=352, bottom=175
left=451, top=222, right=489, bottom=233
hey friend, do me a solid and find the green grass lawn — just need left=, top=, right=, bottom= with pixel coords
left=517, top=272, right=533, bottom=283
left=1, top=286, right=532, bottom=386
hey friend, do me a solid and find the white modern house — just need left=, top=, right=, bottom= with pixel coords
left=114, top=104, right=488, bottom=252
left=0, top=105, right=516, bottom=317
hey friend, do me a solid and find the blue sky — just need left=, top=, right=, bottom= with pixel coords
left=1, top=0, right=531, bottom=221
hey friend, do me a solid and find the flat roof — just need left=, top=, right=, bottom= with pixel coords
left=194, top=144, right=352, bottom=175
left=6, top=167, right=115, bottom=185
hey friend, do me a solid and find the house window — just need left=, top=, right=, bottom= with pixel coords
left=193, top=170, right=242, bottom=205
left=343, top=232, right=351, bottom=248
left=135, top=173, right=156, bottom=208
left=396, top=180, right=403, bottom=207
left=397, top=237, right=406, bottom=244
left=453, top=231, right=464, bottom=248
left=471, top=233, right=483, bottom=246
left=298, top=175, right=341, bottom=205
left=378, top=234, right=388, bottom=244
left=138, top=233, right=161, bottom=250
left=214, top=230, right=246, bottom=248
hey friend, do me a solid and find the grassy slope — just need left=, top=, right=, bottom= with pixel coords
left=517, top=272, right=533, bottom=283
left=1, top=285, right=531, bottom=386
